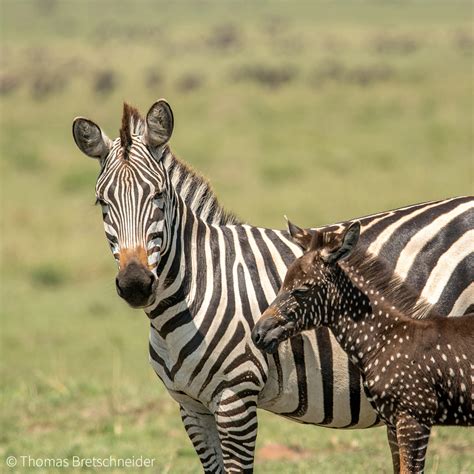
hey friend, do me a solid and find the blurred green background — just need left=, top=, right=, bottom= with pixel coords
left=1, top=1, right=473, bottom=472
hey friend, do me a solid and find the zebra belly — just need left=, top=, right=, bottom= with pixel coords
left=258, top=329, right=380, bottom=428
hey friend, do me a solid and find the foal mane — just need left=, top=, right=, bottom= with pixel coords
left=340, top=246, right=441, bottom=320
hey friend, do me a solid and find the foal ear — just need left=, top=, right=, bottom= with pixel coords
left=322, top=221, right=361, bottom=264
left=286, top=217, right=313, bottom=251
left=72, top=118, right=112, bottom=160
left=145, top=99, right=174, bottom=148
left=309, top=230, right=324, bottom=251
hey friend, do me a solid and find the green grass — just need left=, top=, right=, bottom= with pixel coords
left=1, top=1, right=473, bottom=472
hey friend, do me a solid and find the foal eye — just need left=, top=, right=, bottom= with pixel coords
left=294, top=285, right=311, bottom=295
left=153, top=191, right=163, bottom=200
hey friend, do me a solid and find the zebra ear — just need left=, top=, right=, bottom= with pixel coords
left=72, top=117, right=112, bottom=160
left=145, top=99, right=174, bottom=148
left=286, top=217, right=313, bottom=251
left=322, top=221, right=361, bottom=264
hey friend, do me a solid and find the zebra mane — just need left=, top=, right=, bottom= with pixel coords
left=163, top=151, right=241, bottom=225
left=340, top=246, right=441, bottom=320
left=120, top=103, right=145, bottom=159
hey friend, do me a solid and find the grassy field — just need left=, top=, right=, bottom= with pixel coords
left=1, top=1, right=473, bottom=472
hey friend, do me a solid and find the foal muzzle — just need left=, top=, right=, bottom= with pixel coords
left=251, top=311, right=294, bottom=354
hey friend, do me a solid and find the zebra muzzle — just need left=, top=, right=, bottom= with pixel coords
left=115, top=259, right=157, bottom=308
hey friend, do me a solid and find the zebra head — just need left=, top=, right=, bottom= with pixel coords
left=252, top=221, right=361, bottom=353
left=72, top=100, right=175, bottom=308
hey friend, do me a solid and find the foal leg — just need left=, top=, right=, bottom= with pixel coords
left=386, top=425, right=400, bottom=473
left=396, top=415, right=431, bottom=473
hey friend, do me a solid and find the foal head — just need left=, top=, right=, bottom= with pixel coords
left=251, top=221, right=360, bottom=353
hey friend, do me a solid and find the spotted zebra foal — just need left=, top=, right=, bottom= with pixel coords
left=252, top=221, right=474, bottom=473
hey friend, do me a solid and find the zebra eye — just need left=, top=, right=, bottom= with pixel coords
left=153, top=191, right=164, bottom=200
left=95, top=197, right=108, bottom=208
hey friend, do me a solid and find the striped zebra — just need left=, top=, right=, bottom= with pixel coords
left=72, top=100, right=473, bottom=473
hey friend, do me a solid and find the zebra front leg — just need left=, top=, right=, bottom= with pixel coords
left=180, top=404, right=224, bottom=473
left=386, top=425, right=400, bottom=473
left=214, top=394, right=259, bottom=473
left=395, top=415, right=431, bottom=474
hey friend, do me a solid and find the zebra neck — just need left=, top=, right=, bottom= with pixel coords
left=148, top=214, right=289, bottom=334
left=149, top=191, right=244, bottom=331
left=148, top=191, right=191, bottom=317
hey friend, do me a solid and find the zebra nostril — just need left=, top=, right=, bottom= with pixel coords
left=147, top=274, right=156, bottom=293
left=115, top=277, right=124, bottom=296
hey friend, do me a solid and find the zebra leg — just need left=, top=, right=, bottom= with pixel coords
left=386, top=425, right=400, bottom=473
left=214, top=394, right=259, bottom=473
left=179, top=405, right=224, bottom=473
left=395, top=415, right=431, bottom=474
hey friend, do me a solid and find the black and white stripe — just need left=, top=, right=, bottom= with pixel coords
left=75, top=104, right=473, bottom=473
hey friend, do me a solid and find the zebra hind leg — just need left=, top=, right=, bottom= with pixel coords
left=395, top=415, right=431, bottom=474
left=179, top=405, right=224, bottom=473
left=386, top=425, right=400, bottom=473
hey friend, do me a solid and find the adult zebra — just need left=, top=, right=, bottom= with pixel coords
left=72, top=100, right=473, bottom=473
